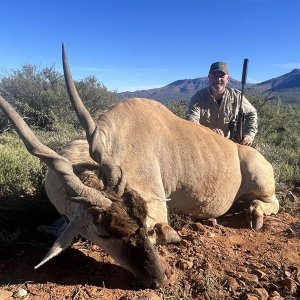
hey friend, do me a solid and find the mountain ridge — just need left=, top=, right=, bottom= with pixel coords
left=118, top=69, right=300, bottom=106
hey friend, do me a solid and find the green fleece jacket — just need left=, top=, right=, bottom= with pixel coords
left=186, top=87, right=258, bottom=139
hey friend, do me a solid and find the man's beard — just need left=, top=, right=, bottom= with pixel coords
left=211, top=83, right=224, bottom=93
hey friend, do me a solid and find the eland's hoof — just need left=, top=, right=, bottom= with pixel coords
left=252, top=215, right=264, bottom=231
left=246, top=207, right=264, bottom=231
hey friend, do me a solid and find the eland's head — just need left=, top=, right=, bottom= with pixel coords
left=0, top=44, right=170, bottom=288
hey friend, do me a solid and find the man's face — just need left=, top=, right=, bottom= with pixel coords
left=208, top=71, right=229, bottom=94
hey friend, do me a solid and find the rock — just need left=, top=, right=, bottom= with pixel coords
left=201, top=218, right=218, bottom=227
left=292, top=186, right=300, bottom=193
left=291, top=266, right=300, bottom=281
left=182, top=233, right=196, bottom=242
left=266, top=259, right=281, bottom=269
left=182, top=279, right=191, bottom=291
left=281, top=277, right=297, bottom=294
left=251, top=268, right=267, bottom=279
left=294, top=180, right=300, bottom=188
left=246, top=262, right=265, bottom=269
left=203, top=292, right=210, bottom=300
left=176, top=259, right=193, bottom=270
left=190, top=222, right=206, bottom=234
left=201, top=259, right=211, bottom=271
left=13, top=288, right=28, bottom=299
left=138, top=292, right=162, bottom=300
left=240, top=293, right=259, bottom=300
left=179, top=239, right=190, bottom=247
left=238, top=272, right=258, bottom=285
left=0, top=290, right=13, bottom=300
left=226, top=276, right=240, bottom=290
left=286, top=191, right=297, bottom=202
left=206, top=232, right=215, bottom=238
left=253, top=288, right=268, bottom=300
left=268, top=291, right=282, bottom=300
left=284, top=228, right=295, bottom=236
left=192, top=238, right=201, bottom=245
left=237, top=266, right=248, bottom=272
left=193, top=245, right=203, bottom=253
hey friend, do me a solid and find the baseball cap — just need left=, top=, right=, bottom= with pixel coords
left=209, top=62, right=229, bottom=75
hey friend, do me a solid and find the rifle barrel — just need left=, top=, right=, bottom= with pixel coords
left=241, top=58, right=249, bottom=85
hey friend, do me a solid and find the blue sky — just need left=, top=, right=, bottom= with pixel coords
left=0, top=0, right=299, bottom=92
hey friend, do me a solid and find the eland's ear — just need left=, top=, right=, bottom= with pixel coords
left=35, top=215, right=81, bottom=269
left=122, top=186, right=148, bottom=225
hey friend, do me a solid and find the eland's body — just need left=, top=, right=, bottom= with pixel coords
left=49, top=98, right=278, bottom=226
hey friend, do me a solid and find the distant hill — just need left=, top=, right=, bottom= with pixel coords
left=118, top=78, right=253, bottom=103
left=118, top=69, right=300, bottom=106
left=249, top=69, right=300, bottom=105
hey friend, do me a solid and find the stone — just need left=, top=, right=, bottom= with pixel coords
left=138, top=292, right=162, bottom=300
left=180, top=239, right=190, bottom=247
left=240, top=293, right=259, bottom=300
left=253, top=288, right=268, bottom=300
left=206, top=232, right=215, bottom=238
left=0, top=290, right=13, bottom=300
left=13, top=288, right=28, bottom=299
left=268, top=291, right=282, bottom=300
left=284, top=228, right=295, bottom=236
left=251, top=268, right=267, bottom=279
left=252, top=262, right=266, bottom=268
left=238, top=272, right=258, bottom=285
left=266, top=259, right=281, bottom=269
left=190, top=222, right=206, bottom=234
left=201, top=259, right=212, bottom=270
left=201, top=218, right=218, bottom=227
left=294, top=180, right=300, bottom=188
left=237, top=266, right=248, bottom=272
left=226, top=276, right=240, bottom=290
left=176, top=259, right=193, bottom=270
left=286, top=191, right=297, bottom=202
left=292, top=186, right=300, bottom=193
left=281, top=277, right=297, bottom=294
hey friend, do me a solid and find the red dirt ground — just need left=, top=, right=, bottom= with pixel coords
left=0, top=210, right=300, bottom=300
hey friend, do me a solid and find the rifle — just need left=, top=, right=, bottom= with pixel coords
left=229, top=58, right=249, bottom=143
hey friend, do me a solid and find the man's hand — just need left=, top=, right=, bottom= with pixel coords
left=240, top=135, right=253, bottom=146
left=212, top=128, right=224, bottom=136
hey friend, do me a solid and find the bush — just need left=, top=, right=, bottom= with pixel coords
left=249, top=94, right=300, bottom=189
left=165, top=99, right=187, bottom=119
left=35, top=122, right=81, bottom=152
left=0, top=64, right=118, bottom=132
left=0, top=130, right=78, bottom=228
left=0, top=132, right=46, bottom=197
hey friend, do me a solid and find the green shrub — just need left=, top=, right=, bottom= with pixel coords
left=250, top=94, right=300, bottom=189
left=35, top=122, right=81, bottom=152
left=165, top=99, right=187, bottom=119
left=0, top=64, right=117, bottom=132
left=0, top=132, right=46, bottom=197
